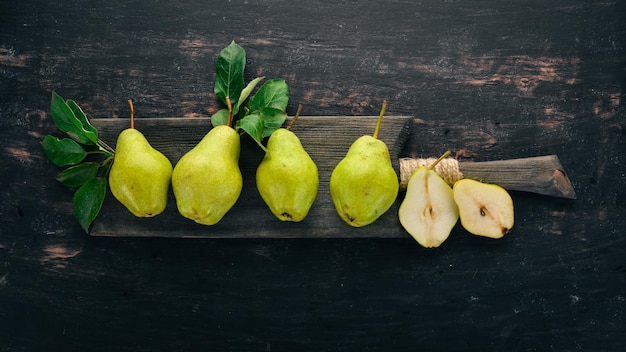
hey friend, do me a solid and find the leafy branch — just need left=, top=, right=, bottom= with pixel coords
left=42, top=92, right=114, bottom=232
left=211, top=41, right=290, bottom=151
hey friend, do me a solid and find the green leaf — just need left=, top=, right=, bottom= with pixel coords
left=234, top=109, right=286, bottom=150
left=73, top=177, right=107, bottom=233
left=50, top=92, right=98, bottom=145
left=259, top=107, right=287, bottom=138
left=56, top=162, right=100, bottom=187
left=210, top=109, right=229, bottom=127
left=236, top=76, right=265, bottom=114
left=97, top=144, right=115, bottom=158
left=42, top=135, right=87, bottom=166
left=214, top=41, right=246, bottom=109
left=249, top=79, right=289, bottom=113
left=66, top=99, right=98, bottom=139
left=236, top=113, right=267, bottom=151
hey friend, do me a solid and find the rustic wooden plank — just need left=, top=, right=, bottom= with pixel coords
left=90, top=116, right=412, bottom=238
left=399, top=155, right=576, bottom=199
left=458, top=155, right=576, bottom=199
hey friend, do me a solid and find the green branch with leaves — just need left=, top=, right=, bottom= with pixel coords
left=211, top=41, right=290, bottom=152
left=42, top=92, right=114, bottom=232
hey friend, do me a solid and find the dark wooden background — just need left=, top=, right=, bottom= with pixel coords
left=1, top=0, right=625, bottom=350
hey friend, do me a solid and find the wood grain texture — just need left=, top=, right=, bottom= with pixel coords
left=400, top=155, right=577, bottom=199
left=458, top=155, right=577, bottom=199
left=1, top=0, right=625, bottom=351
left=90, top=116, right=411, bottom=238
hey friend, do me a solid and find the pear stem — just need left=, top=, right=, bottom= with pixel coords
left=286, top=104, right=303, bottom=131
left=373, top=100, right=388, bottom=139
left=127, top=99, right=135, bottom=129
left=429, top=150, right=452, bottom=170
left=226, top=96, right=233, bottom=127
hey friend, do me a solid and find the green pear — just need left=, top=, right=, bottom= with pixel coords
left=171, top=125, right=242, bottom=225
left=329, top=101, right=399, bottom=227
left=453, top=178, right=514, bottom=239
left=256, top=113, right=319, bottom=222
left=398, top=153, right=459, bottom=248
left=109, top=101, right=173, bottom=217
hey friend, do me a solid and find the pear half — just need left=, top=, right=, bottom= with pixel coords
left=453, top=179, right=514, bottom=239
left=398, top=166, right=459, bottom=248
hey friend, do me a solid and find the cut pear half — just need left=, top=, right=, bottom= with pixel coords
left=399, top=166, right=459, bottom=248
left=453, top=178, right=514, bottom=239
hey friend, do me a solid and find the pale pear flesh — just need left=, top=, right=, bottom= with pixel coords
left=330, top=135, right=399, bottom=227
left=398, top=166, right=459, bottom=248
left=453, top=178, right=514, bottom=239
left=171, top=125, right=242, bottom=226
left=256, top=128, right=319, bottom=222
left=109, top=129, right=173, bottom=217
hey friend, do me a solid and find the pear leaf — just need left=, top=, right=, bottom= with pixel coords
left=73, top=177, right=107, bottom=233
left=210, top=42, right=290, bottom=151
left=236, top=113, right=267, bottom=151
left=214, top=41, right=246, bottom=110
left=56, top=162, right=100, bottom=187
left=237, top=76, right=265, bottom=113
left=236, top=113, right=263, bottom=141
left=45, top=95, right=114, bottom=232
left=50, top=91, right=98, bottom=145
left=66, top=99, right=98, bottom=138
left=259, top=107, right=287, bottom=138
left=249, top=78, right=289, bottom=113
left=42, top=135, right=87, bottom=166
left=210, top=109, right=229, bottom=127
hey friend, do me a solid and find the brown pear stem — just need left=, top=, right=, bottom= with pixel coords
left=226, top=96, right=233, bottom=127
left=127, top=99, right=135, bottom=129
left=429, top=150, right=452, bottom=169
left=372, top=100, right=388, bottom=139
left=286, top=104, right=304, bottom=130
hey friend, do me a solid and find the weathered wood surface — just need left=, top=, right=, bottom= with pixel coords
left=90, top=116, right=411, bottom=238
left=400, top=155, right=577, bottom=199
left=1, top=0, right=625, bottom=351
left=91, top=117, right=575, bottom=239
left=458, top=155, right=577, bottom=199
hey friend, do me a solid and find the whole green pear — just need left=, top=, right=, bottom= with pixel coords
left=330, top=134, right=399, bottom=227
left=171, top=125, right=242, bottom=225
left=109, top=126, right=173, bottom=218
left=329, top=101, right=398, bottom=227
left=256, top=128, right=319, bottom=222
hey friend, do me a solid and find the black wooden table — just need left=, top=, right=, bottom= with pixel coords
left=1, top=1, right=625, bottom=350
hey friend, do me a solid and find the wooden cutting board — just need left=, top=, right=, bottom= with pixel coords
left=89, top=116, right=575, bottom=238
left=90, top=116, right=412, bottom=238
